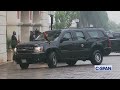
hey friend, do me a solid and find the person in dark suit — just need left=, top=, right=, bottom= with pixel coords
left=11, top=31, right=17, bottom=50
left=35, top=29, right=41, bottom=38
left=11, top=31, right=18, bottom=63
left=30, top=31, right=35, bottom=41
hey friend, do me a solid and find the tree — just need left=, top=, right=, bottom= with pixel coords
left=107, top=21, right=119, bottom=31
left=78, top=11, right=109, bottom=29
left=53, top=11, right=109, bottom=30
left=53, top=11, right=79, bottom=29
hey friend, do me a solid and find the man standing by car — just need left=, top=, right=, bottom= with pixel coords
left=11, top=31, right=18, bottom=51
left=11, top=31, right=18, bottom=63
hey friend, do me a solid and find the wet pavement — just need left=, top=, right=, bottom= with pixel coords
left=0, top=53, right=120, bottom=79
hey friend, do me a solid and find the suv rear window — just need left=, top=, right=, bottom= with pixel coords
left=87, top=31, right=105, bottom=38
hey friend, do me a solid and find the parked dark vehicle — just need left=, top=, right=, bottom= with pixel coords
left=13, top=28, right=111, bottom=69
left=105, top=31, right=120, bottom=53
left=113, top=32, right=120, bottom=39
left=110, top=38, right=120, bottom=53
left=105, top=31, right=115, bottom=39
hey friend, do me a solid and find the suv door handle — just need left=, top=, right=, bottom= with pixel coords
left=81, top=44, right=84, bottom=47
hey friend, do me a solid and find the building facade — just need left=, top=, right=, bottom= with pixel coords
left=0, top=11, right=50, bottom=63
left=7, top=11, right=50, bottom=43
left=0, top=11, right=7, bottom=63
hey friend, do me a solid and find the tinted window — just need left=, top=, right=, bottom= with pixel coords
left=35, top=31, right=61, bottom=41
left=113, top=33, right=120, bottom=38
left=88, top=31, right=99, bottom=38
left=106, top=32, right=114, bottom=38
left=75, top=31, right=85, bottom=41
left=88, top=31, right=105, bottom=38
left=63, top=32, right=72, bottom=41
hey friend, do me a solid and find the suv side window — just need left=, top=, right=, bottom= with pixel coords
left=88, top=31, right=105, bottom=38
left=98, top=31, right=105, bottom=38
left=75, top=31, right=85, bottom=41
left=63, top=32, right=72, bottom=41
left=88, top=31, right=99, bottom=38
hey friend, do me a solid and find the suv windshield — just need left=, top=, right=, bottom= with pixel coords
left=35, top=30, right=61, bottom=41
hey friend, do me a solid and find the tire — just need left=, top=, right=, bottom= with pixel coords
left=47, top=52, right=57, bottom=68
left=66, top=60, right=77, bottom=66
left=90, top=50, right=103, bottom=65
left=19, top=63, right=29, bottom=69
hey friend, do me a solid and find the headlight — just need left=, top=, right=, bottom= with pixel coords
left=14, top=48, right=17, bottom=52
left=34, top=46, right=43, bottom=53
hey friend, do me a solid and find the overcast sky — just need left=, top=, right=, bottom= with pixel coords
left=107, top=11, right=120, bottom=24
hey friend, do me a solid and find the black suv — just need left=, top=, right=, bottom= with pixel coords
left=14, top=28, right=111, bottom=69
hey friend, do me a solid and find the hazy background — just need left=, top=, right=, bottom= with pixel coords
left=107, top=11, right=120, bottom=24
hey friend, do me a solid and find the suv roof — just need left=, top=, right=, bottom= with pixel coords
left=60, top=28, right=105, bottom=32
left=47, top=28, right=105, bottom=33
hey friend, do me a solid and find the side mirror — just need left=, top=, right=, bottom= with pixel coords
left=60, top=38, right=69, bottom=43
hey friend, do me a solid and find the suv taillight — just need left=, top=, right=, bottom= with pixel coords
left=108, top=37, right=111, bottom=47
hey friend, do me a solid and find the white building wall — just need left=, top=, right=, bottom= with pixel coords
left=0, top=11, right=7, bottom=63
left=33, top=11, right=40, bottom=23
left=21, top=11, right=29, bottom=23
left=40, top=11, right=49, bottom=32
left=7, top=11, right=19, bottom=24
left=0, top=11, right=50, bottom=63
left=6, top=11, right=20, bottom=42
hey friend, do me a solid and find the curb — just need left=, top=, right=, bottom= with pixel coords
left=0, top=61, right=12, bottom=66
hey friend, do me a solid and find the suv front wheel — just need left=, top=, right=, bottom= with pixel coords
left=47, top=52, right=57, bottom=68
left=19, top=63, right=29, bottom=69
left=90, top=50, right=103, bottom=65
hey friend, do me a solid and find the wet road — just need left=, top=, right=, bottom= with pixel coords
left=0, top=53, right=120, bottom=79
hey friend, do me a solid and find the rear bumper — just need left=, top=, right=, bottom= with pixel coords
left=14, top=52, right=46, bottom=64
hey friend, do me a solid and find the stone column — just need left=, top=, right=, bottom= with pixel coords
left=33, top=11, right=41, bottom=31
left=40, top=11, right=49, bottom=32
left=0, top=11, right=7, bottom=63
left=21, top=11, right=32, bottom=43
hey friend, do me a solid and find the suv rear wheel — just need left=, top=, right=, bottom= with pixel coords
left=90, top=50, right=103, bottom=65
left=47, top=52, right=57, bottom=68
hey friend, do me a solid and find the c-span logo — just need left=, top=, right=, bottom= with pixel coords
left=95, top=65, right=112, bottom=71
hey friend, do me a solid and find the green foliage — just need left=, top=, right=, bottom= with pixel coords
left=53, top=11, right=79, bottom=29
left=54, top=11, right=109, bottom=30
left=107, top=21, right=120, bottom=31
left=79, top=11, right=109, bottom=29
left=7, top=37, right=11, bottom=50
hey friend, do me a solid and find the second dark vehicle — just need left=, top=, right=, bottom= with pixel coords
left=105, top=31, right=120, bottom=54
left=14, top=28, right=111, bottom=69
